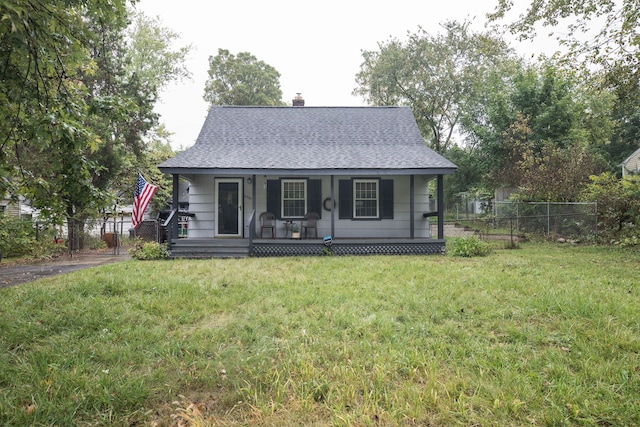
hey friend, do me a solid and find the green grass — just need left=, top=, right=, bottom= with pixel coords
left=1, top=243, right=639, bottom=426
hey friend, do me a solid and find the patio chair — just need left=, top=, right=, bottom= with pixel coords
left=301, top=212, right=319, bottom=239
left=259, top=212, right=276, bottom=238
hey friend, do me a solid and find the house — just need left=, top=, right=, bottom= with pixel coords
left=158, top=103, right=457, bottom=257
left=1, top=195, right=36, bottom=219
left=621, top=147, right=640, bottom=177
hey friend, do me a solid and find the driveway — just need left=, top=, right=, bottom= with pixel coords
left=0, top=250, right=131, bottom=289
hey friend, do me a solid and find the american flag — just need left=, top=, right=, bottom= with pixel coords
left=132, top=173, right=157, bottom=229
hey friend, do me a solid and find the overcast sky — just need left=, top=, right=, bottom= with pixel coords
left=135, top=0, right=556, bottom=149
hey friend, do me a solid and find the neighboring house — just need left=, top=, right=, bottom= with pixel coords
left=621, top=147, right=640, bottom=177
left=158, top=104, right=457, bottom=257
left=1, top=196, right=36, bottom=219
left=1, top=197, right=18, bottom=216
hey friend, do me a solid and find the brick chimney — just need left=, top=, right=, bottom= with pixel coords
left=292, top=93, right=305, bottom=106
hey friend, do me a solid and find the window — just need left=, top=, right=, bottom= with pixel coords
left=281, top=179, right=306, bottom=218
left=354, top=179, right=379, bottom=218
left=267, top=179, right=321, bottom=219
left=339, top=178, right=393, bottom=220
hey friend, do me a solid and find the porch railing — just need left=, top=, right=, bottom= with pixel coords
left=162, top=209, right=177, bottom=250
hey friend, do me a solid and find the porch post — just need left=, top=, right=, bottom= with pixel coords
left=410, top=175, right=415, bottom=239
left=251, top=174, right=256, bottom=240
left=171, top=174, right=179, bottom=249
left=330, top=175, right=335, bottom=237
left=437, top=174, right=444, bottom=239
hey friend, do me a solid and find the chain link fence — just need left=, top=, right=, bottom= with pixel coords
left=449, top=200, right=598, bottom=240
left=492, top=201, right=598, bottom=239
left=134, top=220, right=162, bottom=242
left=1, top=214, right=166, bottom=259
left=49, top=218, right=139, bottom=254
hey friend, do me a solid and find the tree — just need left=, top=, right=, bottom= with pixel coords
left=505, top=65, right=575, bottom=150
left=442, top=145, right=489, bottom=210
left=600, top=86, right=640, bottom=173
left=479, top=112, right=607, bottom=202
left=1, top=2, right=190, bottom=249
left=488, top=0, right=640, bottom=180
left=203, top=49, right=284, bottom=106
left=462, top=61, right=615, bottom=193
left=485, top=113, right=533, bottom=190
left=488, top=0, right=640, bottom=103
left=126, top=124, right=175, bottom=213
left=92, top=9, right=191, bottom=208
left=517, top=142, right=607, bottom=202
left=125, top=10, right=192, bottom=95
left=0, top=0, right=130, bottom=220
left=354, top=21, right=514, bottom=152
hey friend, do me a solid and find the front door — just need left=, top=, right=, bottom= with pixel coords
left=215, top=178, right=243, bottom=237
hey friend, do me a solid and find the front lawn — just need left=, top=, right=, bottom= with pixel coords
left=0, top=243, right=638, bottom=426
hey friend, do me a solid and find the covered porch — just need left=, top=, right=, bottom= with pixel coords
left=161, top=171, right=449, bottom=258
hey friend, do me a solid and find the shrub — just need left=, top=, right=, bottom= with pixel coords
left=0, top=214, right=34, bottom=257
left=610, top=223, right=640, bottom=247
left=0, top=214, right=63, bottom=258
left=129, top=241, right=169, bottom=260
left=448, top=236, right=492, bottom=257
left=581, top=173, right=640, bottom=242
left=30, top=240, right=68, bottom=259
left=84, top=234, right=107, bottom=250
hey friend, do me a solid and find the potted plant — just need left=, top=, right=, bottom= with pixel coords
left=291, top=223, right=301, bottom=239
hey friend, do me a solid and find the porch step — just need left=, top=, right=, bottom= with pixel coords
left=169, top=239, right=249, bottom=259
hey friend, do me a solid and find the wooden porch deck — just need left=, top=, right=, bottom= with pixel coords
left=169, top=237, right=446, bottom=258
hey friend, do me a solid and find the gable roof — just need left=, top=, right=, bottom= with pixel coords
left=159, top=106, right=457, bottom=176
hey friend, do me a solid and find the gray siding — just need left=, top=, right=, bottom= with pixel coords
left=186, top=174, right=433, bottom=239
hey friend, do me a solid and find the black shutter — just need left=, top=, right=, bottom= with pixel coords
left=266, top=180, right=281, bottom=219
left=380, top=179, right=394, bottom=219
left=307, top=179, right=322, bottom=219
left=339, top=179, right=352, bottom=219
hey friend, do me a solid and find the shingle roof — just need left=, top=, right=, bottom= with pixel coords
left=159, top=106, right=457, bottom=175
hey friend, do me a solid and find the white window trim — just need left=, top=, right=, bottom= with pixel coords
left=281, top=179, right=307, bottom=218
left=353, top=179, right=379, bottom=219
